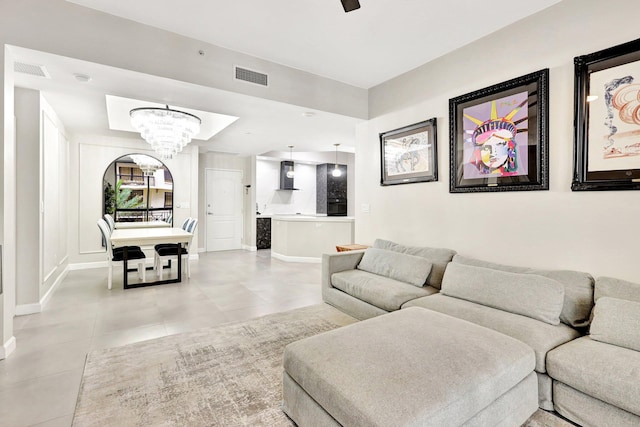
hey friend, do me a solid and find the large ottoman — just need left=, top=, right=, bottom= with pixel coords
left=282, top=307, right=538, bottom=426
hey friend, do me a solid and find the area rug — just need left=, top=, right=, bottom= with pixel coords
left=73, top=304, right=574, bottom=426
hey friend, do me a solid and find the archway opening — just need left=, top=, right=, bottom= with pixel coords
left=102, top=154, right=174, bottom=224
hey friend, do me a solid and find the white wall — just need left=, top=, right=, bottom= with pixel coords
left=15, top=88, right=39, bottom=306
left=256, top=160, right=317, bottom=215
left=69, top=136, right=198, bottom=265
left=0, top=0, right=366, bottom=120
left=258, top=151, right=356, bottom=216
left=13, top=89, right=68, bottom=313
left=357, top=0, right=640, bottom=283
left=0, top=45, right=15, bottom=357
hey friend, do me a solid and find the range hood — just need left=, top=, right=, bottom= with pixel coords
left=278, top=161, right=299, bottom=190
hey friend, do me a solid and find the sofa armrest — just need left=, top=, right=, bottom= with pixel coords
left=322, top=250, right=365, bottom=291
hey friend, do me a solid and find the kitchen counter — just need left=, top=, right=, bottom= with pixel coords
left=271, top=214, right=354, bottom=222
left=270, top=215, right=354, bottom=262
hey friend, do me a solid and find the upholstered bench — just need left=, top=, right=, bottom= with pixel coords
left=282, top=307, right=538, bottom=426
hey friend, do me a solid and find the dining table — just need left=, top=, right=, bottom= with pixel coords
left=114, top=220, right=171, bottom=229
left=110, top=227, right=192, bottom=289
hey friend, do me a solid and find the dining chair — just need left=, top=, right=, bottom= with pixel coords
left=154, top=218, right=198, bottom=280
left=104, top=213, right=116, bottom=231
left=153, top=217, right=191, bottom=254
left=97, top=218, right=147, bottom=289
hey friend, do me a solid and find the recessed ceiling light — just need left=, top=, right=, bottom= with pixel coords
left=73, top=73, right=91, bottom=83
left=302, top=112, right=315, bottom=117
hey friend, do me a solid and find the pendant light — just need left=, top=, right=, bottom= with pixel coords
left=332, top=143, right=342, bottom=177
left=286, top=145, right=295, bottom=178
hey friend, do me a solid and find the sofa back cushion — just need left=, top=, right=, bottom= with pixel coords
left=357, top=248, right=432, bottom=287
left=441, top=263, right=565, bottom=325
left=590, top=297, right=640, bottom=352
left=452, top=255, right=594, bottom=328
left=373, top=239, right=456, bottom=289
left=594, top=276, right=640, bottom=304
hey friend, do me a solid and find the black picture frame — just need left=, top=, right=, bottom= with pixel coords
left=380, top=118, right=438, bottom=186
left=572, top=38, right=640, bottom=191
left=449, top=69, right=549, bottom=193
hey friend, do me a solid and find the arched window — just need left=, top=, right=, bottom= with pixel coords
left=102, top=154, right=174, bottom=224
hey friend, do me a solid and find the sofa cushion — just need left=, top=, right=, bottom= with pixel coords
left=440, top=263, right=565, bottom=325
left=331, top=270, right=437, bottom=312
left=357, top=247, right=432, bottom=287
left=283, top=307, right=536, bottom=427
left=595, top=276, right=640, bottom=304
left=553, top=381, right=640, bottom=427
left=453, top=255, right=594, bottom=328
left=590, top=297, right=640, bottom=353
left=403, top=294, right=580, bottom=373
left=547, top=336, right=640, bottom=417
left=373, top=239, right=455, bottom=289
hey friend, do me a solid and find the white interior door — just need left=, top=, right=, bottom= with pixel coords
left=206, top=169, right=243, bottom=251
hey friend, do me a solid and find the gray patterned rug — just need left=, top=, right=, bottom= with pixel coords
left=73, top=304, right=573, bottom=426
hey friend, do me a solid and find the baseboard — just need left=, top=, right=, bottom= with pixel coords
left=16, top=265, right=69, bottom=315
left=271, top=251, right=320, bottom=263
left=40, top=265, right=69, bottom=309
left=68, top=261, right=108, bottom=270
left=0, top=336, right=16, bottom=360
left=242, top=245, right=258, bottom=252
left=198, top=247, right=206, bottom=253
left=15, top=303, right=41, bottom=316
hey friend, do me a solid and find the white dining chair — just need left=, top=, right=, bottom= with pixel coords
left=97, top=218, right=147, bottom=289
left=104, top=213, right=116, bottom=231
left=154, top=218, right=198, bottom=280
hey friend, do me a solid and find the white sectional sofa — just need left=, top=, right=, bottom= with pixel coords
left=547, top=276, right=640, bottom=426
left=315, top=240, right=599, bottom=419
left=289, top=239, right=640, bottom=426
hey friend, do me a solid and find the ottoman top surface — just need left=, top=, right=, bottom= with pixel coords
left=284, top=307, right=535, bottom=427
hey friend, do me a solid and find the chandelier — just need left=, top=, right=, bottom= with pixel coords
left=129, top=154, right=163, bottom=177
left=130, top=105, right=201, bottom=160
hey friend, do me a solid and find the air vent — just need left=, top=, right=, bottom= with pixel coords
left=14, top=62, right=50, bottom=78
left=234, top=66, right=268, bottom=87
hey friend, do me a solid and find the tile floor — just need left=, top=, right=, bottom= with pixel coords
left=0, top=250, right=322, bottom=426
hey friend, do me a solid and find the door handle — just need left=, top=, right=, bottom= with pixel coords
left=207, top=212, right=214, bottom=215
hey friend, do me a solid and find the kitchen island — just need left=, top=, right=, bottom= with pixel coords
left=270, top=215, right=355, bottom=263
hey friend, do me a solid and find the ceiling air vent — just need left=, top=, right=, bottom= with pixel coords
left=14, top=62, right=50, bottom=78
left=234, top=66, right=268, bottom=87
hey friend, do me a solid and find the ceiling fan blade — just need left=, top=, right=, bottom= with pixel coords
left=341, top=0, right=361, bottom=13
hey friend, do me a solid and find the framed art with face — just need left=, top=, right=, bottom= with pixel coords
left=572, top=37, right=640, bottom=191
left=449, top=69, right=549, bottom=193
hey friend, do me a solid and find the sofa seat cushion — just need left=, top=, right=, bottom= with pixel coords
left=283, top=307, right=536, bottom=427
left=331, top=270, right=437, bottom=312
left=547, top=336, right=640, bottom=416
left=403, top=294, right=580, bottom=373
